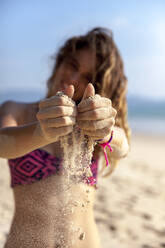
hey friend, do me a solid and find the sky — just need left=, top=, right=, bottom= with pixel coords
left=0, top=0, right=165, bottom=100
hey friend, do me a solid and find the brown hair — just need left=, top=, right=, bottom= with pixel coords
left=46, top=27, right=131, bottom=176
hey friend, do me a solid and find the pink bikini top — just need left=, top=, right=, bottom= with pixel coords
left=8, top=149, right=98, bottom=188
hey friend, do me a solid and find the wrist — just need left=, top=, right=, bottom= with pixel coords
left=95, top=130, right=113, bottom=144
left=32, top=121, right=51, bottom=146
left=98, top=130, right=114, bottom=167
left=99, top=133, right=111, bottom=144
left=109, top=127, right=129, bottom=158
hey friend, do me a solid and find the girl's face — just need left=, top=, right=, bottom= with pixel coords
left=50, top=49, right=95, bottom=103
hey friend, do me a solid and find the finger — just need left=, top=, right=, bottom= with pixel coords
left=43, top=116, right=76, bottom=128
left=45, top=125, right=74, bottom=139
left=63, top=84, right=75, bottom=99
left=82, top=83, right=95, bottom=100
left=83, top=126, right=112, bottom=139
left=77, top=117, right=115, bottom=131
left=39, top=95, right=75, bottom=109
left=77, top=107, right=116, bottom=121
left=37, top=106, right=77, bottom=119
left=78, top=97, right=112, bottom=113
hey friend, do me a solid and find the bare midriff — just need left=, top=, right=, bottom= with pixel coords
left=4, top=102, right=101, bottom=247
left=5, top=174, right=101, bottom=248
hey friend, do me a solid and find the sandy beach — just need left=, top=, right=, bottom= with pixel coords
left=0, top=133, right=165, bottom=248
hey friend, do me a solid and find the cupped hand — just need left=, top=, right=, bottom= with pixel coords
left=77, top=84, right=117, bottom=141
left=36, top=85, right=77, bottom=142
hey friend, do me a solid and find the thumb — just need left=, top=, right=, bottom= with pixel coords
left=63, top=85, right=75, bottom=99
left=82, top=83, right=95, bottom=100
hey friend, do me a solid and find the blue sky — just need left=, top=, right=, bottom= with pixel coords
left=1, top=0, right=165, bottom=100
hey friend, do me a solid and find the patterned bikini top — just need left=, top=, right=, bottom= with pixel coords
left=8, top=149, right=98, bottom=188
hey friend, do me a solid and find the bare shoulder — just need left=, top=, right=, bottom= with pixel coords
left=0, top=100, right=39, bottom=128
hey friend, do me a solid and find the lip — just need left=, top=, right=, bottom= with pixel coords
left=58, top=87, right=65, bottom=92
left=57, top=82, right=66, bottom=92
left=59, top=81, right=68, bottom=91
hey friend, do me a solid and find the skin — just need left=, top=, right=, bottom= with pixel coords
left=37, top=49, right=117, bottom=144
left=0, top=48, right=129, bottom=248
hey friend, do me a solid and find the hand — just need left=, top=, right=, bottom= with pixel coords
left=36, top=85, right=77, bottom=143
left=77, top=84, right=117, bottom=141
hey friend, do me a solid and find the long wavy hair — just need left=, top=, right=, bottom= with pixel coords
left=46, top=27, right=131, bottom=176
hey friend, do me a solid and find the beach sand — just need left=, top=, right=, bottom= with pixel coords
left=0, top=133, right=165, bottom=248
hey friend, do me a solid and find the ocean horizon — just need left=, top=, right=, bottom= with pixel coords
left=0, top=90, right=165, bottom=135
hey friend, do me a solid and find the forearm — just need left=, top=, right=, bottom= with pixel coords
left=0, top=121, right=49, bottom=159
left=100, top=126, right=129, bottom=159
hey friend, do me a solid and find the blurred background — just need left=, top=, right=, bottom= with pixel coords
left=0, top=0, right=165, bottom=134
left=0, top=1, right=165, bottom=248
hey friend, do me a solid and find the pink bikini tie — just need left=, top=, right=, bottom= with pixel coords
left=99, top=131, right=113, bottom=167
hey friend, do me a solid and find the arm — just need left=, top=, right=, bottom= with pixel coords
left=77, top=84, right=129, bottom=159
left=0, top=86, right=76, bottom=159
left=99, top=126, right=129, bottom=159
left=0, top=101, right=49, bottom=159
left=0, top=121, right=48, bottom=159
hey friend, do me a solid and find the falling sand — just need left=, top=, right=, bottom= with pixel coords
left=3, top=92, right=101, bottom=248
left=53, top=92, right=99, bottom=247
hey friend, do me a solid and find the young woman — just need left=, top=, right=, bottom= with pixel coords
left=0, top=27, right=130, bottom=248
